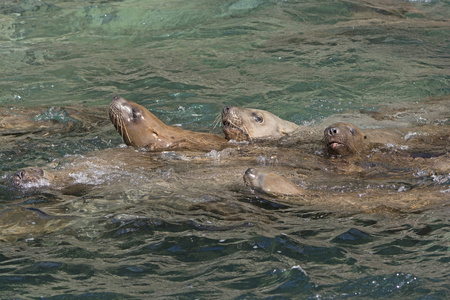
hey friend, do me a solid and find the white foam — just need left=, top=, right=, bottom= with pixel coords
left=385, top=143, right=409, bottom=150
left=431, top=174, right=450, bottom=184
left=205, top=150, right=220, bottom=160
left=20, top=178, right=51, bottom=189
left=291, top=265, right=308, bottom=276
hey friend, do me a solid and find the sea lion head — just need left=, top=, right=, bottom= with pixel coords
left=222, top=106, right=299, bottom=141
left=243, top=168, right=305, bottom=196
left=324, top=122, right=367, bottom=156
left=11, top=167, right=55, bottom=189
left=243, top=168, right=261, bottom=189
left=109, top=96, right=172, bottom=148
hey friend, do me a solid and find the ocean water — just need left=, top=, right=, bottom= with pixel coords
left=0, top=0, right=449, bottom=299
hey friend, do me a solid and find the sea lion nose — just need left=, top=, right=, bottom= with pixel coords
left=222, top=106, right=231, bottom=115
left=244, top=168, right=257, bottom=178
left=112, top=96, right=127, bottom=104
left=328, top=127, right=339, bottom=136
left=15, top=170, right=24, bottom=181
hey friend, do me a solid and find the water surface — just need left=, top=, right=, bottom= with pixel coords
left=0, top=0, right=449, bottom=298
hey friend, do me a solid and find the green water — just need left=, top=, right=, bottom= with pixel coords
left=0, top=0, right=449, bottom=298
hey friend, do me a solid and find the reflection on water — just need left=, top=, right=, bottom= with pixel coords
left=0, top=0, right=449, bottom=298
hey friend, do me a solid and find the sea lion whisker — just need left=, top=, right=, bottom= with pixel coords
left=238, top=122, right=251, bottom=141
left=113, top=112, right=132, bottom=145
left=213, top=113, right=222, bottom=129
left=115, top=115, right=122, bottom=136
left=119, top=116, right=133, bottom=145
left=227, top=117, right=242, bottom=131
left=228, top=117, right=251, bottom=141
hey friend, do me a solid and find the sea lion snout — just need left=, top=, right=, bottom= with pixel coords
left=324, top=125, right=344, bottom=150
left=243, top=168, right=257, bottom=186
left=324, top=122, right=368, bottom=156
left=222, top=106, right=248, bottom=141
left=243, top=168, right=258, bottom=182
left=14, top=168, right=44, bottom=184
left=244, top=168, right=257, bottom=176
left=110, top=95, right=127, bottom=107
left=222, top=105, right=231, bottom=115
left=326, top=126, right=339, bottom=137
left=15, top=170, right=24, bottom=180
left=221, top=105, right=239, bottom=121
left=243, top=168, right=306, bottom=196
left=11, top=167, right=51, bottom=188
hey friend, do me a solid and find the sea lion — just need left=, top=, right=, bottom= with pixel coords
left=0, top=106, right=109, bottom=138
left=12, top=167, right=56, bottom=189
left=324, top=122, right=369, bottom=156
left=222, top=106, right=300, bottom=141
left=324, top=120, right=450, bottom=157
left=10, top=147, right=165, bottom=191
left=109, top=96, right=230, bottom=151
left=323, top=122, right=413, bottom=156
left=11, top=166, right=90, bottom=195
left=0, top=206, right=74, bottom=242
left=243, top=168, right=306, bottom=196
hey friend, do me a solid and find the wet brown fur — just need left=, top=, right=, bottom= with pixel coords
left=109, top=96, right=230, bottom=151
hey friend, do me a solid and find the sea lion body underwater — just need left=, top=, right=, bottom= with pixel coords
left=109, top=96, right=230, bottom=151
left=222, top=106, right=300, bottom=141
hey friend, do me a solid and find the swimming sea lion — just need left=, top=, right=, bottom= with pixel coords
left=12, top=167, right=56, bottom=189
left=243, top=168, right=306, bottom=196
left=109, top=96, right=230, bottom=151
left=0, top=206, right=75, bottom=242
left=324, top=121, right=412, bottom=156
left=222, top=106, right=300, bottom=141
left=9, top=147, right=167, bottom=191
left=11, top=166, right=88, bottom=195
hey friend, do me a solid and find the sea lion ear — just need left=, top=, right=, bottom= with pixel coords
left=364, top=135, right=367, bottom=139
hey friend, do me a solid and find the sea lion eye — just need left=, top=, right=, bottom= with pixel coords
left=253, top=114, right=264, bottom=124
left=350, top=128, right=356, bottom=136
left=131, top=109, right=140, bottom=120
